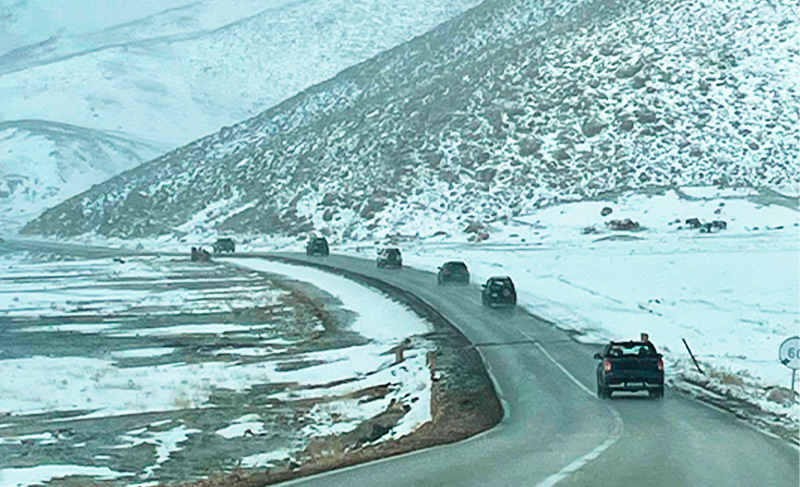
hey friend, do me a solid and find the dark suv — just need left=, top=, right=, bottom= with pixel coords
left=437, top=261, right=470, bottom=285
left=306, top=237, right=330, bottom=256
left=213, top=238, right=235, bottom=254
left=481, top=276, right=516, bottom=307
left=377, top=248, right=402, bottom=268
left=594, top=341, right=664, bottom=399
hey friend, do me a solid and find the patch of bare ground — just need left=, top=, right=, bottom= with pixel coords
left=175, top=333, right=502, bottom=487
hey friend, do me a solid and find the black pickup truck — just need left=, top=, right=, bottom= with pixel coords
left=594, top=341, right=664, bottom=399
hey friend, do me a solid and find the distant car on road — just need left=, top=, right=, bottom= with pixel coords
left=437, top=261, right=470, bottom=285
left=377, top=248, right=402, bottom=268
left=306, top=236, right=330, bottom=256
left=213, top=238, right=236, bottom=254
left=594, top=341, right=664, bottom=399
left=481, top=276, right=516, bottom=307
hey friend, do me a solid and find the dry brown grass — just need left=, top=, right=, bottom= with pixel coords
left=716, top=372, right=744, bottom=386
left=171, top=358, right=502, bottom=487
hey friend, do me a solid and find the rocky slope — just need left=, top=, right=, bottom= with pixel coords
left=23, top=0, right=800, bottom=240
left=1, top=0, right=481, bottom=233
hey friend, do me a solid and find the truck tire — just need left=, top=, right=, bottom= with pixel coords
left=597, top=382, right=609, bottom=399
left=649, top=386, right=664, bottom=399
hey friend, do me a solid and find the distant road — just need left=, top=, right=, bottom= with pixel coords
left=4, top=239, right=798, bottom=486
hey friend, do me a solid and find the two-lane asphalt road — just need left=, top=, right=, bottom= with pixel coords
left=248, top=252, right=798, bottom=487
left=3, top=239, right=798, bottom=486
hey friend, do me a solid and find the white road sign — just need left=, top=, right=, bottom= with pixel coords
left=778, top=336, right=799, bottom=370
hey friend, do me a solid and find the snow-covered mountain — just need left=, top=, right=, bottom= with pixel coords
left=23, top=0, right=800, bottom=240
left=0, top=120, right=163, bottom=232
left=0, top=0, right=482, bottom=232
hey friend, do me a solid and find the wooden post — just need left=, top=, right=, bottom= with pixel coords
left=682, top=338, right=705, bottom=375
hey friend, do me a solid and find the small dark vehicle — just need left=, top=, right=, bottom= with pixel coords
left=306, top=237, right=330, bottom=257
left=437, top=261, right=470, bottom=285
left=481, top=276, right=516, bottom=307
left=594, top=341, right=664, bottom=399
left=213, top=238, right=236, bottom=254
left=190, top=246, right=212, bottom=262
left=377, top=248, right=402, bottom=268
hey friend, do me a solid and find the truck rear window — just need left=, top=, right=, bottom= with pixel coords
left=608, top=344, right=655, bottom=357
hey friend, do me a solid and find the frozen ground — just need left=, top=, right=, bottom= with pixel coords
left=0, top=252, right=434, bottom=486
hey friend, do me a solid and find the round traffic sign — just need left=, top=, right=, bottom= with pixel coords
left=778, top=336, right=799, bottom=370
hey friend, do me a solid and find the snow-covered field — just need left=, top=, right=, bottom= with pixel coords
left=0, top=253, right=435, bottom=486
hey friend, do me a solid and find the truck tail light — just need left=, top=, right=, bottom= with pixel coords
left=603, top=360, right=612, bottom=372
left=657, top=359, right=664, bottom=372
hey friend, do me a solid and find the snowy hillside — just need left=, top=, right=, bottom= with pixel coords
left=0, top=0, right=483, bottom=233
left=0, top=120, right=162, bottom=233
left=23, top=0, right=799, bottom=240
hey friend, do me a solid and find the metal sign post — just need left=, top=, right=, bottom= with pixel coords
left=778, top=336, right=799, bottom=401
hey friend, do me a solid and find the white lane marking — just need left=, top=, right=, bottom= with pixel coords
left=509, top=323, right=625, bottom=487
left=533, top=426, right=622, bottom=487
left=532, top=342, right=596, bottom=397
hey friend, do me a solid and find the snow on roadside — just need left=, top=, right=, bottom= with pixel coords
left=0, top=251, right=438, bottom=478
left=115, top=425, right=201, bottom=478
left=241, top=449, right=293, bottom=469
left=226, top=259, right=432, bottom=343
left=215, top=415, right=266, bottom=439
left=225, top=259, right=435, bottom=443
left=0, top=465, right=129, bottom=487
left=359, top=189, right=800, bottom=434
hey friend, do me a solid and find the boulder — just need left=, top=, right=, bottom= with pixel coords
left=476, top=168, right=497, bottom=183
left=581, top=118, right=606, bottom=137
left=636, top=109, right=657, bottom=124
left=321, top=192, right=339, bottom=206
left=606, top=218, right=640, bottom=231
left=616, top=58, right=645, bottom=79
left=766, top=387, right=797, bottom=405
left=685, top=218, right=702, bottom=228
left=464, top=221, right=485, bottom=234
left=518, top=137, right=541, bottom=156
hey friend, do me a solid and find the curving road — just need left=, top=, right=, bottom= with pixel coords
left=3, top=240, right=798, bottom=486
left=247, top=252, right=798, bottom=487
